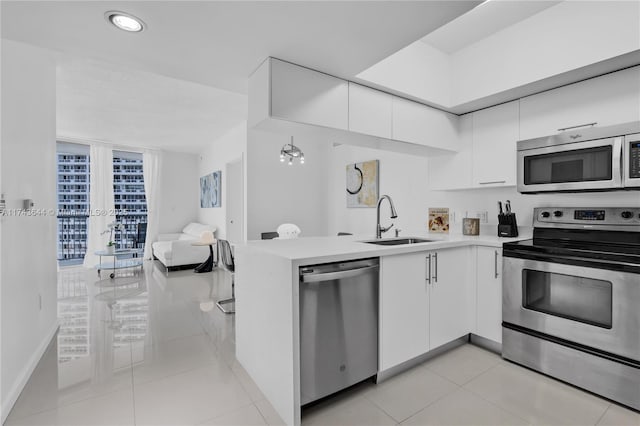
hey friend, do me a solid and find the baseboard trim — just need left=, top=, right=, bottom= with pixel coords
left=469, top=334, right=502, bottom=354
left=376, top=335, right=469, bottom=383
left=1, top=321, right=59, bottom=424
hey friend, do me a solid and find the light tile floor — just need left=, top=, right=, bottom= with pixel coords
left=6, top=261, right=640, bottom=426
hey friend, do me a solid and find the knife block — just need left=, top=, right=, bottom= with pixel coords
left=498, top=213, right=518, bottom=237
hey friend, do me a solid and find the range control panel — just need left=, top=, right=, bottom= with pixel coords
left=534, top=207, right=640, bottom=228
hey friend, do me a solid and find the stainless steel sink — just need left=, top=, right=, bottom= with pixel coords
left=362, top=237, right=435, bottom=246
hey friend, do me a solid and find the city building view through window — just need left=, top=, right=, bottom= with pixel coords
left=56, top=143, right=147, bottom=266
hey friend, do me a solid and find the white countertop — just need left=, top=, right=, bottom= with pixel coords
left=238, top=230, right=531, bottom=266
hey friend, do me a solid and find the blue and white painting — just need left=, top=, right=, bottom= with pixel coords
left=200, top=171, right=221, bottom=208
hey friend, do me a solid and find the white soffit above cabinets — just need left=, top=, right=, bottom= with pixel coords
left=422, top=0, right=561, bottom=54
left=357, top=0, right=640, bottom=114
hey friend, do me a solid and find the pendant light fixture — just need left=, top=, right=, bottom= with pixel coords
left=279, top=136, right=305, bottom=165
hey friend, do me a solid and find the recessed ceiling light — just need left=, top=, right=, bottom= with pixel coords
left=105, top=11, right=145, bottom=32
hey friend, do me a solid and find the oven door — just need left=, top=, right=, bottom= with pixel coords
left=503, top=256, right=640, bottom=361
left=517, top=137, right=623, bottom=193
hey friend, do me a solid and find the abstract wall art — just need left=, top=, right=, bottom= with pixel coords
left=200, top=170, right=221, bottom=208
left=346, top=160, right=379, bottom=208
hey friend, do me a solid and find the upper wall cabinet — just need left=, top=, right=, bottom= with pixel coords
left=520, top=66, right=640, bottom=140
left=472, top=100, right=519, bottom=187
left=270, top=59, right=349, bottom=130
left=348, top=83, right=392, bottom=139
left=392, top=97, right=460, bottom=151
left=428, top=101, right=519, bottom=190
left=249, top=58, right=461, bottom=157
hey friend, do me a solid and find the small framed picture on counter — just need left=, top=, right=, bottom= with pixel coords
left=428, top=208, right=449, bottom=233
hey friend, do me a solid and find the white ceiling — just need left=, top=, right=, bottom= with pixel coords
left=422, top=0, right=561, bottom=54
left=2, top=1, right=481, bottom=152
left=56, top=57, right=247, bottom=153
left=2, top=1, right=481, bottom=94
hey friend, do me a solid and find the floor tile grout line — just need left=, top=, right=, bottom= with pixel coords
left=5, top=376, right=136, bottom=423
left=363, top=376, right=461, bottom=424
left=459, top=387, right=532, bottom=426
left=458, top=364, right=535, bottom=423
left=132, top=357, right=222, bottom=388
left=194, top=401, right=257, bottom=426
left=421, top=358, right=501, bottom=387
left=594, top=404, right=612, bottom=426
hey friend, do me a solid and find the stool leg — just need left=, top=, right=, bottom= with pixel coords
left=216, top=274, right=235, bottom=314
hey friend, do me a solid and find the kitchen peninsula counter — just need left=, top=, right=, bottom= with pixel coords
left=234, top=231, right=530, bottom=426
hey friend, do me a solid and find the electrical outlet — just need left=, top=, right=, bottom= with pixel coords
left=476, top=211, right=489, bottom=223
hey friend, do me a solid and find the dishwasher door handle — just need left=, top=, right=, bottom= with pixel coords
left=300, top=265, right=379, bottom=283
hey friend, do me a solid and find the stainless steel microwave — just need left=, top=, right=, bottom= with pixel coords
left=517, top=122, right=640, bottom=193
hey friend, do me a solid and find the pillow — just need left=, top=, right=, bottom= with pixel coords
left=182, top=223, right=200, bottom=236
left=182, top=223, right=216, bottom=237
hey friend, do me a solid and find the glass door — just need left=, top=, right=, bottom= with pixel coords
left=522, top=269, right=612, bottom=329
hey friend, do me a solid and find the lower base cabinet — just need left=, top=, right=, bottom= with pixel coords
left=379, top=247, right=471, bottom=370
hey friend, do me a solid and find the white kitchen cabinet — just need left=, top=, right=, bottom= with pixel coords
left=379, top=247, right=471, bottom=370
left=270, top=59, right=349, bottom=130
left=519, top=66, right=640, bottom=140
left=429, top=247, right=472, bottom=350
left=475, top=246, right=503, bottom=344
left=348, top=83, right=392, bottom=139
left=472, top=100, right=519, bottom=187
left=429, top=113, right=473, bottom=190
left=392, top=96, right=460, bottom=152
left=379, top=251, right=430, bottom=370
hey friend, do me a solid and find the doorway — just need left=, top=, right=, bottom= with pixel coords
left=225, top=157, right=244, bottom=243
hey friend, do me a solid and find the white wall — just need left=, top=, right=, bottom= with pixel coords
left=450, top=0, right=640, bottom=105
left=1, top=40, right=58, bottom=421
left=197, top=122, right=247, bottom=239
left=355, top=41, right=451, bottom=108
left=246, top=129, right=330, bottom=240
left=158, top=151, right=200, bottom=234
left=329, top=145, right=430, bottom=237
left=328, top=144, right=640, bottom=238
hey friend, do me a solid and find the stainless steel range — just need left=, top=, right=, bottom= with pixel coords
left=502, top=207, right=640, bottom=411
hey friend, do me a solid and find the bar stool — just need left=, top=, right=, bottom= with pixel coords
left=216, top=239, right=235, bottom=314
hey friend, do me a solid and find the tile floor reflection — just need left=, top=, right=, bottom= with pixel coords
left=5, top=260, right=640, bottom=425
left=6, top=261, right=278, bottom=426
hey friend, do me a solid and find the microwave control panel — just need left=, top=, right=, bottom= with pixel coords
left=630, top=141, right=640, bottom=179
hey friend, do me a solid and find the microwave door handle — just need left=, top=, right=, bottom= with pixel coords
left=613, top=137, right=623, bottom=185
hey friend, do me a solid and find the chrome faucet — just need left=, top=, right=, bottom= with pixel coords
left=376, top=195, right=398, bottom=238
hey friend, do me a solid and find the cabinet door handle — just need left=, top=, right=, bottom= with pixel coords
left=478, top=180, right=506, bottom=185
left=433, top=252, right=438, bottom=283
left=426, top=254, right=431, bottom=284
left=494, top=250, right=499, bottom=279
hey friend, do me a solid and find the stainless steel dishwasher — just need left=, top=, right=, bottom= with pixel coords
left=299, top=258, right=379, bottom=406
